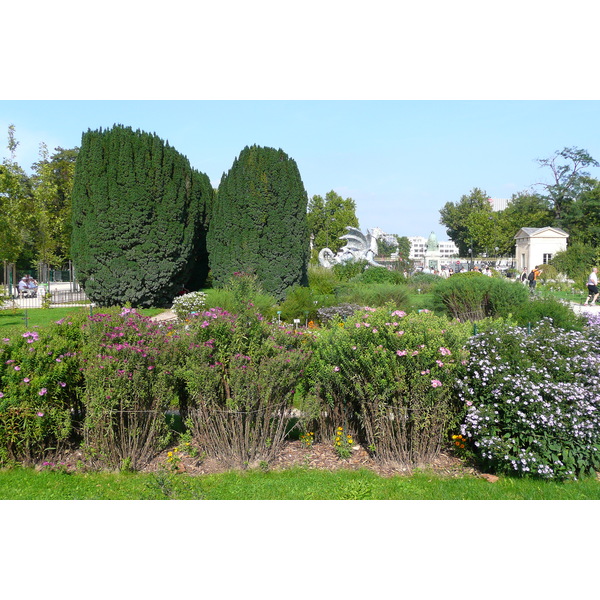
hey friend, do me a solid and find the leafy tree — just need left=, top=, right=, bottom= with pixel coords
left=28, top=143, right=80, bottom=268
left=307, top=190, right=359, bottom=258
left=535, top=147, right=599, bottom=222
left=439, top=187, right=491, bottom=256
left=207, top=145, right=309, bottom=301
left=395, top=235, right=413, bottom=272
left=550, top=241, right=597, bottom=288
left=559, top=180, right=600, bottom=246
left=71, top=125, right=212, bottom=307
left=376, top=236, right=397, bottom=257
left=0, top=125, right=35, bottom=266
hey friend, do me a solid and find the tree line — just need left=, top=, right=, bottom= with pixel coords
left=439, top=147, right=600, bottom=263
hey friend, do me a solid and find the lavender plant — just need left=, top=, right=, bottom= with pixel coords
left=459, top=317, right=600, bottom=479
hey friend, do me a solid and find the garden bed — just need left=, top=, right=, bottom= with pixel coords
left=141, top=441, right=480, bottom=479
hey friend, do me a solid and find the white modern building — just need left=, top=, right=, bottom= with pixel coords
left=408, top=236, right=459, bottom=263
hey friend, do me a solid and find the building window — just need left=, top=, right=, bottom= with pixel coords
left=543, top=253, right=552, bottom=264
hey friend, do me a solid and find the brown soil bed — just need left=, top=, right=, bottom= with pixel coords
left=139, top=440, right=481, bottom=479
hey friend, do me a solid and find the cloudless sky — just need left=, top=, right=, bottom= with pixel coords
left=2, top=100, right=600, bottom=241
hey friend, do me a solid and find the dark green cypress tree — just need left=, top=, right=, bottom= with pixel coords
left=71, top=125, right=212, bottom=307
left=207, top=145, right=310, bottom=300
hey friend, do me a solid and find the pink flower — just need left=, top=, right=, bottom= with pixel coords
left=436, top=360, right=444, bottom=367
left=58, top=382, right=66, bottom=388
left=38, top=388, right=47, bottom=396
left=421, top=370, right=430, bottom=375
left=37, top=412, right=44, bottom=417
left=14, top=366, right=21, bottom=371
left=372, top=328, right=378, bottom=333
left=0, top=392, right=4, bottom=398
left=396, top=350, right=407, bottom=357
left=439, top=347, right=452, bottom=356
left=333, top=366, right=340, bottom=372
left=431, top=380, right=442, bottom=388
left=23, top=378, right=30, bottom=383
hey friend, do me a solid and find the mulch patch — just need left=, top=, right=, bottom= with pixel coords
left=141, top=440, right=482, bottom=479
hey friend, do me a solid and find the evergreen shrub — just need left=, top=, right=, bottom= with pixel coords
left=459, top=319, right=600, bottom=479
left=71, top=125, right=212, bottom=308
left=208, top=145, right=309, bottom=300
left=432, top=272, right=529, bottom=320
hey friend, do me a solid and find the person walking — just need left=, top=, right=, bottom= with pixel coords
left=520, top=268, right=528, bottom=284
left=528, top=267, right=542, bottom=292
left=584, top=267, right=599, bottom=305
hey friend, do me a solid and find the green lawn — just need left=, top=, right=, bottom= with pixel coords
left=0, top=306, right=166, bottom=337
left=1, top=466, right=598, bottom=500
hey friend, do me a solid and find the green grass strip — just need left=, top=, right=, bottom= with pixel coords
left=1, top=467, right=599, bottom=500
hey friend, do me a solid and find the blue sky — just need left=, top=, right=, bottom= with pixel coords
left=2, top=100, right=600, bottom=241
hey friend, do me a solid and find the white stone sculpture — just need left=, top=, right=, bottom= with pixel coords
left=318, top=227, right=384, bottom=268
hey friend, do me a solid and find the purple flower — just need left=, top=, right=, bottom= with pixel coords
left=58, top=382, right=66, bottom=388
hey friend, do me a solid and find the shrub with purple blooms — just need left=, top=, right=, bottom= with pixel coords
left=458, top=318, right=600, bottom=479
left=171, top=308, right=312, bottom=468
left=0, top=317, right=86, bottom=465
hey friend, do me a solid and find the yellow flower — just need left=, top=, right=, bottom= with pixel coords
left=167, top=451, right=173, bottom=457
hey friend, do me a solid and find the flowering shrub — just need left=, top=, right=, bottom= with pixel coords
left=171, top=291, right=207, bottom=320
left=301, top=306, right=471, bottom=467
left=0, top=318, right=86, bottom=465
left=172, top=309, right=312, bottom=468
left=80, top=308, right=174, bottom=470
left=458, top=318, right=600, bottom=479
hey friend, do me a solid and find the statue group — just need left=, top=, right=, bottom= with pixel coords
left=318, top=227, right=384, bottom=268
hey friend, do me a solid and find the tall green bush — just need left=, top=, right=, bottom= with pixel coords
left=432, top=272, right=529, bottom=320
left=71, top=125, right=212, bottom=308
left=207, top=145, right=309, bottom=301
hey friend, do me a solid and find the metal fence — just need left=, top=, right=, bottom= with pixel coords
left=1, top=261, right=90, bottom=310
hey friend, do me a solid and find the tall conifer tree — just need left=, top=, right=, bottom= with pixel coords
left=207, top=145, right=309, bottom=299
left=71, top=125, right=212, bottom=307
